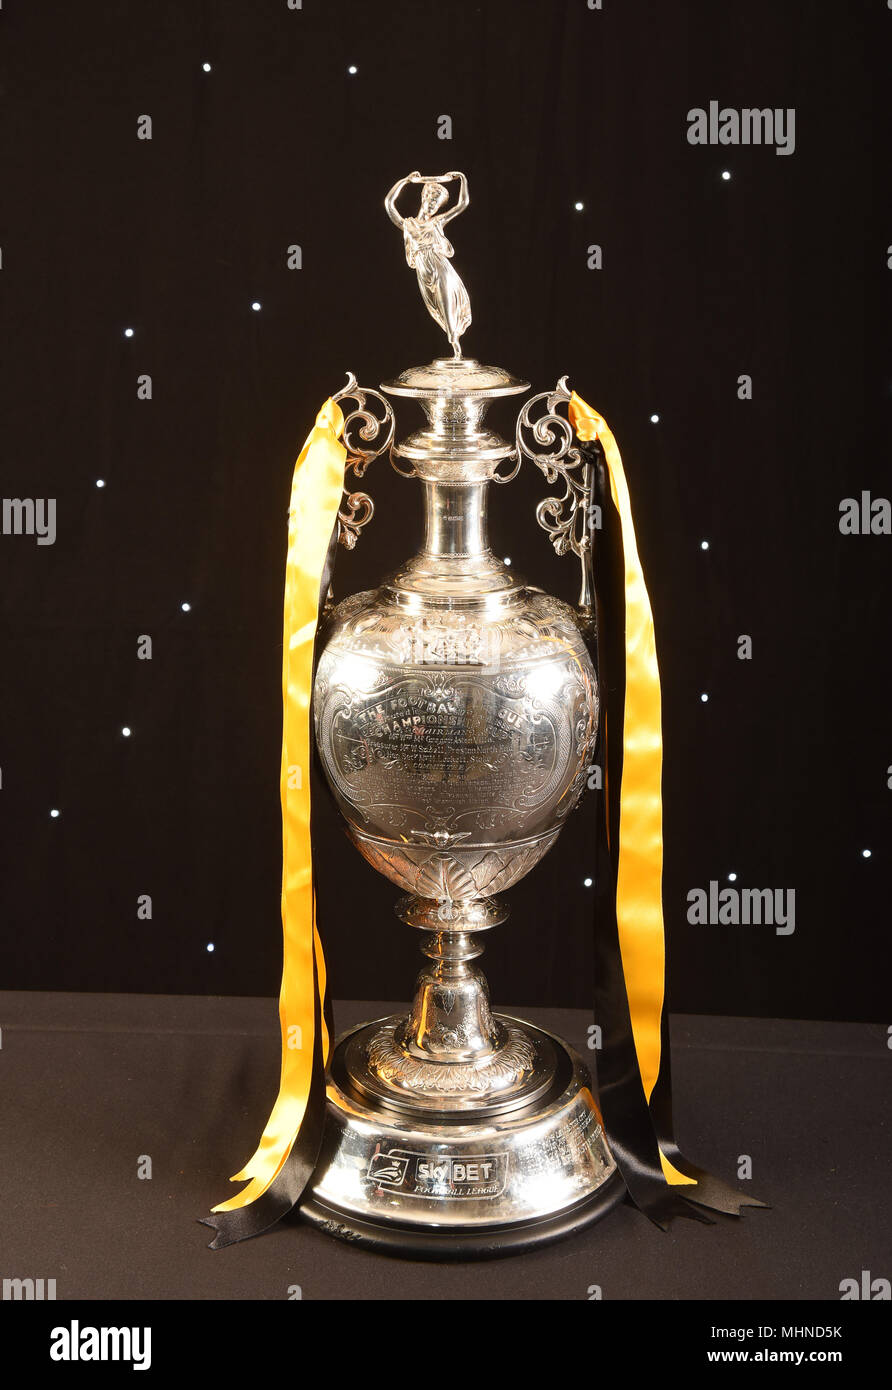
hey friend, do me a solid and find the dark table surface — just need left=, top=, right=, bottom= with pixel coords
left=0, top=991, right=888, bottom=1301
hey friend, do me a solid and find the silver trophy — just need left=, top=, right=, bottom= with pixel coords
left=302, top=172, right=624, bottom=1254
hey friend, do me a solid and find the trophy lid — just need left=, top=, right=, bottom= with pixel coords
left=381, top=358, right=529, bottom=400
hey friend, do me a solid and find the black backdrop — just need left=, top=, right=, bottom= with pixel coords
left=1, top=0, right=889, bottom=1021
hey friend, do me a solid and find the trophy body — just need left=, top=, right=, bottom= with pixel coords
left=302, top=356, right=624, bottom=1256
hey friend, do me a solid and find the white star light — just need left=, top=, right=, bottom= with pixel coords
left=862, top=849, right=872, bottom=859
left=207, top=943, right=215, bottom=952
left=583, top=877, right=593, bottom=887
left=728, top=872, right=737, bottom=882
left=700, top=693, right=709, bottom=702
left=700, top=540, right=709, bottom=550
left=347, top=65, right=358, bottom=74
left=251, top=301, right=261, bottom=312
left=96, top=479, right=105, bottom=488
left=650, top=413, right=660, bottom=423
left=121, top=726, right=131, bottom=738
left=124, top=328, right=134, bottom=338
left=722, top=170, right=731, bottom=181
left=202, top=62, right=211, bottom=72
left=181, top=602, right=191, bottom=612
left=574, top=201, right=584, bottom=211
left=50, top=808, right=60, bottom=819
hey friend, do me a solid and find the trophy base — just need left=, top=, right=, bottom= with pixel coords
left=299, top=1016, right=625, bottom=1260
left=300, top=1173, right=626, bottom=1261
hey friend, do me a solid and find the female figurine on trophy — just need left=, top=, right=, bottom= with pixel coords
left=385, top=170, right=472, bottom=359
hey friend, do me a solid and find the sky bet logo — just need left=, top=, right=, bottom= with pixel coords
left=416, top=1157, right=498, bottom=1184
left=367, top=1148, right=507, bottom=1197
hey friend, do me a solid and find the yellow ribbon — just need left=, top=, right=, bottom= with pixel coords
left=568, top=392, right=695, bottom=1188
left=212, top=398, right=345, bottom=1213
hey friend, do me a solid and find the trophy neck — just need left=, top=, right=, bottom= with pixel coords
left=421, top=479, right=489, bottom=559
left=380, top=358, right=530, bottom=600
left=386, top=482, right=516, bottom=599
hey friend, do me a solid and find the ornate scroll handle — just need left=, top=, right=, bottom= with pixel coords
left=514, top=376, right=597, bottom=614
left=331, top=372, right=395, bottom=549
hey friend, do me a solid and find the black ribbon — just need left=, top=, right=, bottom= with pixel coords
left=200, top=523, right=340, bottom=1248
left=580, top=439, right=766, bottom=1226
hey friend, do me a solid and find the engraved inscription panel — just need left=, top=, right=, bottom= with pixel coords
left=512, top=1102, right=612, bottom=1194
left=341, top=676, right=545, bottom=805
left=316, top=655, right=588, bottom=843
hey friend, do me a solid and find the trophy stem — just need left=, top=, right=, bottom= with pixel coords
left=400, top=925, right=505, bottom=1063
left=395, top=894, right=504, bottom=1063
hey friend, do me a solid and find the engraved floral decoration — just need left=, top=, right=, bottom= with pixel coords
left=409, top=826, right=473, bottom=850
left=418, top=670, right=459, bottom=702
left=367, top=1023, right=536, bottom=1094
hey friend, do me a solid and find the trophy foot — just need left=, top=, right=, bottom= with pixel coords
left=299, top=1018, right=622, bottom=1260
left=369, top=894, right=556, bottom=1112
left=345, top=1014, right=557, bottom=1116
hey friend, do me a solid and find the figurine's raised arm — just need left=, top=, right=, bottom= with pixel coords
left=439, top=171, right=469, bottom=224
left=385, top=172, right=421, bottom=229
